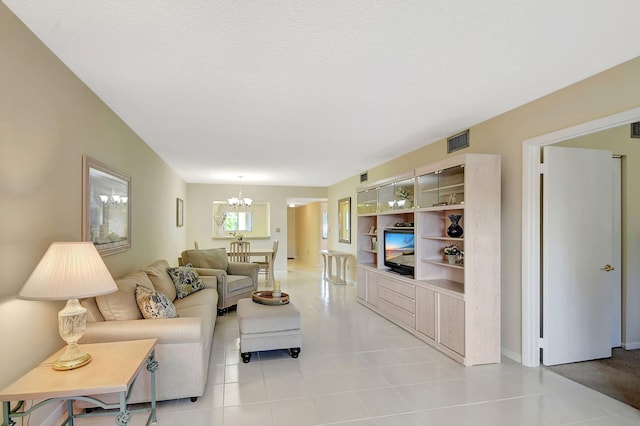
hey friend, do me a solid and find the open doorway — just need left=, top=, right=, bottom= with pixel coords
left=522, top=107, right=640, bottom=368
left=286, top=198, right=327, bottom=265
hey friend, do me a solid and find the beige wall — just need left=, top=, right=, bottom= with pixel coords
left=292, top=202, right=325, bottom=267
left=327, top=178, right=361, bottom=280
left=0, top=4, right=187, bottom=420
left=186, top=183, right=327, bottom=273
left=329, top=56, right=640, bottom=360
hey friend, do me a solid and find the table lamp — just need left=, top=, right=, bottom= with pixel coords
left=18, top=242, right=118, bottom=370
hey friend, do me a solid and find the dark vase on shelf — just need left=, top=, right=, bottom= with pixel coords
left=447, top=214, right=463, bottom=238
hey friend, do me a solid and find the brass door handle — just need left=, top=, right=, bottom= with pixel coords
left=603, top=264, right=615, bottom=272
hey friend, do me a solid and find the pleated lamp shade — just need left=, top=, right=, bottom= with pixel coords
left=19, top=242, right=117, bottom=301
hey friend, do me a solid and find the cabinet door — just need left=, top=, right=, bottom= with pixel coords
left=356, top=267, right=367, bottom=301
left=438, top=293, right=465, bottom=356
left=357, top=188, right=378, bottom=214
left=415, top=286, right=436, bottom=340
left=416, top=165, right=465, bottom=208
left=379, top=177, right=415, bottom=212
left=367, top=271, right=378, bottom=307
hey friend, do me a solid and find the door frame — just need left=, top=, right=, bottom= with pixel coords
left=521, top=106, right=640, bottom=367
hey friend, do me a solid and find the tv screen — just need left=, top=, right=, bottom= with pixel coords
left=383, top=229, right=415, bottom=276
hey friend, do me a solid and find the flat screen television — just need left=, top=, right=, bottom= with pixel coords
left=383, top=229, right=415, bottom=277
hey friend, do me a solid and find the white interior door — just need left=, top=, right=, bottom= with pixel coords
left=542, top=146, right=614, bottom=366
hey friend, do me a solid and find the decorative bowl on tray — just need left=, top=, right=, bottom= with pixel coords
left=252, top=290, right=289, bottom=305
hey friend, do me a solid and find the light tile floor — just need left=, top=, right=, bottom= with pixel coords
left=74, top=260, right=640, bottom=425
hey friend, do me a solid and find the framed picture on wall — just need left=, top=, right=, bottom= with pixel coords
left=338, top=197, right=351, bottom=244
left=177, top=198, right=184, bottom=227
left=82, top=156, right=131, bottom=256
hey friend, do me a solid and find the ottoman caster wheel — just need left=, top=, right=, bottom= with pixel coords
left=241, top=352, right=252, bottom=363
left=289, top=347, right=301, bottom=359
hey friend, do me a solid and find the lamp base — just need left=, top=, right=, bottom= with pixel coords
left=53, top=343, right=92, bottom=370
left=54, top=298, right=91, bottom=370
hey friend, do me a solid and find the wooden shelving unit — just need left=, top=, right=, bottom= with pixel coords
left=356, top=153, right=501, bottom=366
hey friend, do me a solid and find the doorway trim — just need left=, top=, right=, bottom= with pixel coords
left=521, top=106, right=640, bottom=367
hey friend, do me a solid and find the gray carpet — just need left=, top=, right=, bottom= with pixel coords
left=548, top=348, right=640, bottom=410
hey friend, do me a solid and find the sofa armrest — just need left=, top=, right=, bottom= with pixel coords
left=81, top=317, right=203, bottom=345
left=227, top=262, right=259, bottom=278
left=197, top=274, right=218, bottom=290
left=192, top=267, right=224, bottom=287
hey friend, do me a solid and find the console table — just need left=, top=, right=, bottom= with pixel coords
left=320, top=250, right=350, bottom=284
left=0, top=339, right=158, bottom=426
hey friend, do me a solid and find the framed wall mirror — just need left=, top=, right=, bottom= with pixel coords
left=82, top=156, right=131, bottom=255
left=212, top=201, right=271, bottom=239
left=338, top=197, right=351, bottom=244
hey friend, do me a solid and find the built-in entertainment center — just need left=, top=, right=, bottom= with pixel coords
left=356, top=153, right=501, bottom=366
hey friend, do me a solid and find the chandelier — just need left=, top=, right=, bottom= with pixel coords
left=100, top=189, right=128, bottom=207
left=228, top=176, right=252, bottom=208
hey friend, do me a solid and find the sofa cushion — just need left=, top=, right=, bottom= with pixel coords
left=173, top=287, right=218, bottom=311
left=167, top=265, right=206, bottom=299
left=227, top=275, right=255, bottom=293
left=135, top=285, right=179, bottom=319
left=145, top=259, right=177, bottom=301
left=96, top=270, right=154, bottom=321
left=81, top=297, right=104, bottom=322
left=181, top=248, right=229, bottom=271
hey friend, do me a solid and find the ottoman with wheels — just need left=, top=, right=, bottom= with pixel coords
left=237, top=298, right=301, bottom=363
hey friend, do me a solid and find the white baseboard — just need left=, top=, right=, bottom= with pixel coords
left=501, top=347, right=522, bottom=364
left=622, top=341, right=640, bottom=350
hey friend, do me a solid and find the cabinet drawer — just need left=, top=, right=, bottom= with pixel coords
left=378, top=286, right=415, bottom=313
left=378, top=276, right=415, bottom=299
left=378, top=299, right=415, bottom=329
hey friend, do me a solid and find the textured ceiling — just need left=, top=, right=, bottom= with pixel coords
left=4, top=1, right=640, bottom=187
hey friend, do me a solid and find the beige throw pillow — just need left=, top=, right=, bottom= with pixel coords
left=135, top=286, right=179, bottom=319
left=145, top=259, right=177, bottom=301
left=96, top=270, right=154, bottom=321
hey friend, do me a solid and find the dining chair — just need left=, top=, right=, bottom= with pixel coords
left=229, top=240, right=251, bottom=262
left=254, top=239, right=278, bottom=285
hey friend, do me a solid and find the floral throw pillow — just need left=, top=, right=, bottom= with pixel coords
left=166, top=264, right=205, bottom=299
left=135, top=285, right=179, bottom=319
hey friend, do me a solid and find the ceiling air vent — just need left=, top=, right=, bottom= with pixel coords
left=360, top=171, right=368, bottom=183
left=447, top=130, right=470, bottom=153
left=631, top=122, right=640, bottom=138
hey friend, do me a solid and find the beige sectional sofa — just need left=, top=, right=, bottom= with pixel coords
left=78, top=259, right=218, bottom=405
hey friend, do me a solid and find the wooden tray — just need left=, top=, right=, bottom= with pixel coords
left=252, top=290, right=290, bottom=305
